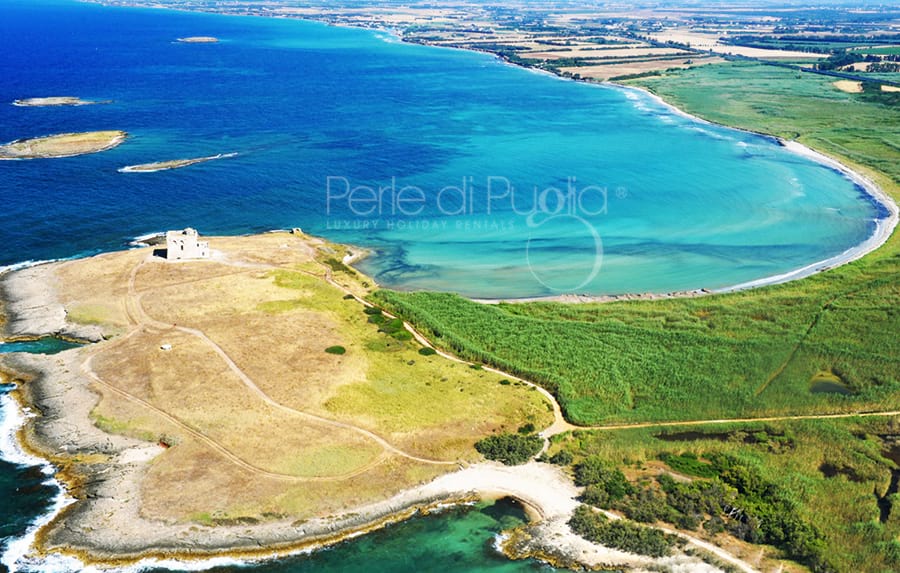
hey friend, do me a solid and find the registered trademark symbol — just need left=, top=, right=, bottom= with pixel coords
left=616, top=187, right=628, bottom=199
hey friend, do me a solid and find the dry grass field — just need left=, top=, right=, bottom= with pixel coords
left=58, top=232, right=552, bottom=523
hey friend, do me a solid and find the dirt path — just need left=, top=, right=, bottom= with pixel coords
left=327, top=260, right=900, bottom=447
left=81, top=347, right=388, bottom=482
left=584, top=409, right=900, bottom=432
left=80, top=255, right=460, bottom=486
left=311, top=262, right=573, bottom=450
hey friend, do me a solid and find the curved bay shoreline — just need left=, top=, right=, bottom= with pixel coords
left=353, top=20, right=900, bottom=304
left=1, top=7, right=897, bottom=573
left=467, top=86, right=898, bottom=304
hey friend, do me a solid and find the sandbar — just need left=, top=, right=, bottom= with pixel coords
left=118, top=152, right=237, bottom=173
left=12, top=97, right=108, bottom=107
left=177, top=36, right=219, bottom=43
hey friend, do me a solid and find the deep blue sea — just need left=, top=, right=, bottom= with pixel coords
left=0, top=0, right=888, bottom=570
left=0, top=0, right=885, bottom=297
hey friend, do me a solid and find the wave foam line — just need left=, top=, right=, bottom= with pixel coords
left=0, top=393, right=258, bottom=573
left=0, top=259, right=68, bottom=275
left=0, top=393, right=76, bottom=573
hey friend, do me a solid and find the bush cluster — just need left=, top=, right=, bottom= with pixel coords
left=574, top=453, right=832, bottom=572
left=474, top=433, right=543, bottom=465
left=568, top=505, right=683, bottom=557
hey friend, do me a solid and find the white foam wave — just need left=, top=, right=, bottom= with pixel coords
left=1, top=393, right=257, bottom=573
left=128, top=232, right=165, bottom=247
left=0, top=259, right=67, bottom=275
left=117, top=153, right=238, bottom=174
left=0, top=393, right=76, bottom=573
left=0, top=394, right=45, bottom=468
left=491, top=532, right=509, bottom=555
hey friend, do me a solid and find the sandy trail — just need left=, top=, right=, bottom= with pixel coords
left=80, top=254, right=460, bottom=487
left=81, top=348, right=389, bottom=482
left=331, top=257, right=900, bottom=442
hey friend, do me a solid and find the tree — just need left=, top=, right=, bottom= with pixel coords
left=474, top=433, right=543, bottom=465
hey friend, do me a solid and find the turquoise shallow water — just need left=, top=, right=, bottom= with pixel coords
left=0, top=339, right=81, bottom=355
left=0, top=0, right=885, bottom=298
left=146, top=500, right=553, bottom=573
left=0, top=0, right=888, bottom=570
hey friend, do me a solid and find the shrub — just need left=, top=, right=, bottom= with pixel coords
left=549, top=450, right=574, bottom=466
left=569, top=505, right=683, bottom=558
left=324, top=257, right=356, bottom=275
left=518, top=423, right=536, bottom=434
left=575, top=457, right=633, bottom=506
left=475, top=433, right=543, bottom=465
left=325, top=345, right=346, bottom=355
left=418, top=347, right=437, bottom=356
left=704, top=515, right=726, bottom=535
left=618, top=488, right=676, bottom=523
left=391, top=330, right=413, bottom=341
left=363, top=306, right=383, bottom=315
left=378, top=318, right=404, bottom=334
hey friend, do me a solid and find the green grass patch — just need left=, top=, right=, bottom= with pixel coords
left=375, top=281, right=900, bottom=424
left=857, top=46, right=900, bottom=56
left=659, top=452, right=718, bottom=478
left=262, top=269, right=554, bottom=460
left=323, top=257, right=356, bottom=276
left=325, top=345, right=346, bottom=355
